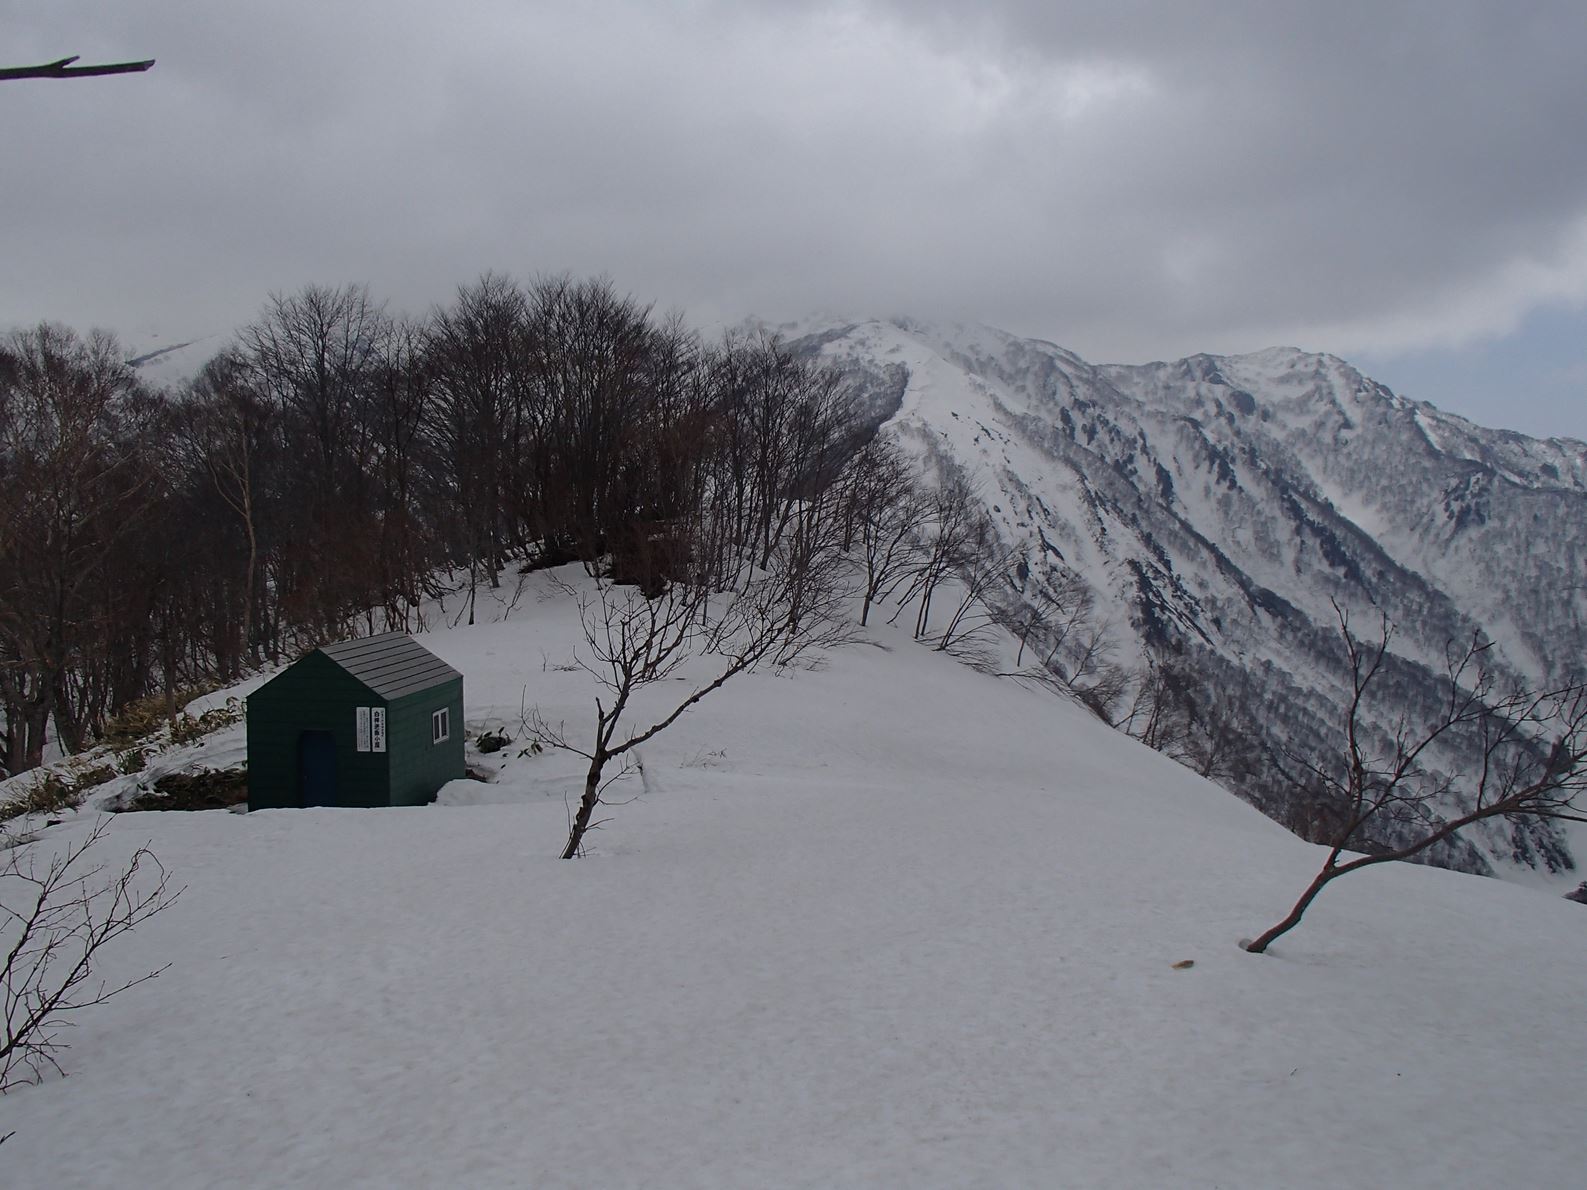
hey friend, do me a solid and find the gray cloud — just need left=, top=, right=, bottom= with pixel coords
left=6, top=1, right=1587, bottom=382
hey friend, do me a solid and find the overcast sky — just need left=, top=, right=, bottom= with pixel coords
left=7, top=1, right=1587, bottom=438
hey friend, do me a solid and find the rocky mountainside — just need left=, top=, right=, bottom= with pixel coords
left=788, top=318, right=1587, bottom=882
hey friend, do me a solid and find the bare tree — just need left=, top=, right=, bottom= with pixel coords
left=2, top=821, right=179, bottom=1089
left=1244, top=602, right=1587, bottom=954
left=994, top=567, right=1095, bottom=672
left=839, top=440, right=931, bottom=626
left=536, top=547, right=852, bottom=859
left=1036, top=601, right=1127, bottom=719
left=1112, top=659, right=1194, bottom=755
left=176, top=351, right=272, bottom=673
left=0, top=325, right=161, bottom=771
left=424, top=274, right=532, bottom=605
left=523, top=276, right=662, bottom=573
left=367, top=318, right=442, bottom=631
left=1179, top=690, right=1258, bottom=785
left=236, top=284, right=394, bottom=640
left=932, top=520, right=1017, bottom=656
left=888, top=469, right=980, bottom=641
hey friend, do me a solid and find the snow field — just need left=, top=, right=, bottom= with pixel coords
left=1, top=573, right=1584, bottom=1188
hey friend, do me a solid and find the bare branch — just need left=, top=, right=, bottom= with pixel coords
left=0, top=56, right=155, bottom=82
left=1246, top=609, right=1586, bottom=954
left=2, top=821, right=181, bottom=1089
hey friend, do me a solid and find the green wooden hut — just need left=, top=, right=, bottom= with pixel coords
left=246, top=633, right=464, bottom=810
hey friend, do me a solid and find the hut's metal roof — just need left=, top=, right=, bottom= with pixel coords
left=317, top=632, right=462, bottom=701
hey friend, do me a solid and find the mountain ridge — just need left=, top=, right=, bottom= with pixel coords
left=787, top=316, right=1587, bottom=882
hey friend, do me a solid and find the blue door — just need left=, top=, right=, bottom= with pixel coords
left=298, top=730, right=337, bottom=806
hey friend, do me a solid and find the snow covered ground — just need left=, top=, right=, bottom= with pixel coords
left=2, top=572, right=1584, bottom=1188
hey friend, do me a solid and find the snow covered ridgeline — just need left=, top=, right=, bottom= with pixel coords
left=2, top=573, right=1585, bottom=1187
left=789, top=318, right=1587, bottom=880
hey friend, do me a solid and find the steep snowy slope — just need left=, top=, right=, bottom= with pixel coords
left=1, top=572, right=1584, bottom=1188
left=1105, top=348, right=1587, bottom=683
left=789, top=320, right=1587, bottom=878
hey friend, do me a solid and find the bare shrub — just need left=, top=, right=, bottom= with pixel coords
left=0, top=764, right=109, bottom=824
left=102, top=693, right=186, bottom=747
left=168, top=699, right=243, bottom=747
left=118, top=769, right=247, bottom=813
left=1, top=820, right=180, bottom=1089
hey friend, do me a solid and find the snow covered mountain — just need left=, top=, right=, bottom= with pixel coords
left=123, top=331, right=223, bottom=390
left=786, top=318, right=1587, bottom=881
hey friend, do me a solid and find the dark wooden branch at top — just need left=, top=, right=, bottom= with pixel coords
left=0, top=56, right=155, bottom=82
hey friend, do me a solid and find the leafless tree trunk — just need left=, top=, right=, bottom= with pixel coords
left=1245, top=601, right=1587, bottom=954
left=933, top=521, right=1015, bottom=655
left=236, top=284, right=393, bottom=640
left=841, top=440, right=932, bottom=627
left=537, top=548, right=852, bottom=858
left=178, top=351, right=270, bottom=672
left=888, top=469, right=979, bottom=640
left=0, top=324, right=160, bottom=770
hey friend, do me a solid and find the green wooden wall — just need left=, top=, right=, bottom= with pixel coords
left=386, top=677, right=465, bottom=807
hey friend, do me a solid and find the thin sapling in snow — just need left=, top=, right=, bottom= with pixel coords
left=1245, top=603, right=1587, bottom=954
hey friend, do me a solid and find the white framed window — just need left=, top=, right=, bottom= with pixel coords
left=432, top=707, right=450, bottom=744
